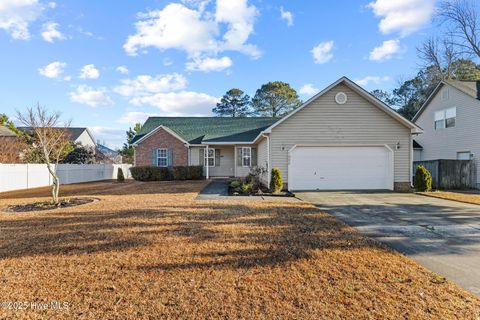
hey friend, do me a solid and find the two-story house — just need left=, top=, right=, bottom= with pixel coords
left=413, top=80, right=480, bottom=188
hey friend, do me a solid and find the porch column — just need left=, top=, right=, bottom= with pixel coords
left=205, top=145, right=209, bottom=179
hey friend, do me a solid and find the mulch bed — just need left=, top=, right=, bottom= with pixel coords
left=228, top=185, right=294, bottom=197
left=5, top=198, right=98, bottom=213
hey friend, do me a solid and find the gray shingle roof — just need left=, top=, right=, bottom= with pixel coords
left=17, top=127, right=88, bottom=141
left=132, top=117, right=278, bottom=144
left=0, top=126, right=17, bottom=137
left=444, top=80, right=480, bottom=100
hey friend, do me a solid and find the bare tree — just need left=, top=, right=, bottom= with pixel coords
left=16, top=105, right=72, bottom=204
left=439, top=0, right=480, bottom=59
left=417, top=37, right=460, bottom=79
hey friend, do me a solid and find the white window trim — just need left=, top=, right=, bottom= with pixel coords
left=434, top=107, right=456, bottom=130
left=204, top=148, right=215, bottom=167
left=157, top=148, right=168, bottom=167
left=242, top=147, right=251, bottom=167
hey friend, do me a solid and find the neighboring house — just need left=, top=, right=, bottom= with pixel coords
left=96, top=144, right=122, bottom=164
left=18, top=127, right=96, bottom=148
left=413, top=80, right=480, bottom=188
left=133, top=77, right=422, bottom=191
left=0, top=126, right=23, bottom=163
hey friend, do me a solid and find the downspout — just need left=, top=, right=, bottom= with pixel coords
left=262, top=133, right=270, bottom=186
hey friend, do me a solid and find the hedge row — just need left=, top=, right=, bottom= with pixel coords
left=129, top=166, right=203, bottom=181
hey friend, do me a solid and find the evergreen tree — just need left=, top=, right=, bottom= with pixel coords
left=252, top=81, right=302, bottom=117
left=212, top=88, right=252, bottom=117
left=120, top=123, right=141, bottom=164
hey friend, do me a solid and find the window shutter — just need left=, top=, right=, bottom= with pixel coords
left=251, top=148, right=257, bottom=167
left=199, top=149, right=204, bottom=166
left=168, top=148, right=173, bottom=167
left=152, top=149, right=157, bottom=166
left=215, top=149, right=221, bottom=166
left=237, top=148, right=242, bottom=167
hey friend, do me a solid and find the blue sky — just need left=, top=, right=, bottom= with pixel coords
left=0, top=0, right=437, bottom=148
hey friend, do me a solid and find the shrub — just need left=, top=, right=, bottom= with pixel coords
left=241, top=183, right=253, bottom=194
left=270, top=167, right=283, bottom=193
left=414, top=165, right=432, bottom=192
left=130, top=166, right=171, bottom=181
left=172, top=166, right=203, bottom=180
left=117, top=168, right=125, bottom=182
left=229, top=180, right=242, bottom=189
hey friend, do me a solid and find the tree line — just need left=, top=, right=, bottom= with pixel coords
left=372, top=0, right=480, bottom=120
left=212, top=81, right=303, bottom=118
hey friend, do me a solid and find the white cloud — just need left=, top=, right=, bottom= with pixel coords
left=368, top=0, right=435, bottom=37
left=311, top=41, right=334, bottom=64
left=185, top=56, right=232, bottom=72
left=89, top=126, right=125, bottom=148
left=355, top=76, right=390, bottom=86
left=280, top=6, right=293, bottom=27
left=114, top=73, right=188, bottom=97
left=299, top=84, right=319, bottom=96
left=63, top=75, right=71, bottom=81
left=41, top=21, right=64, bottom=43
left=69, top=85, right=114, bottom=107
left=117, top=111, right=158, bottom=125
left=79, top=64, right=100, bottom=79
left=124, top=0, right=260, bottom=59
left=130, top=91, right=219, bottom=116
left=0, top=0, right=43, bottom=40
left=163, top=58, right=173, bottom=66
left=116, top=65, right=129, bottom=74
left=38, top=61, right=66, bottom=78
left=47, top=2, right=56, bottom=9
left=369, top=39, right=400, bottom=61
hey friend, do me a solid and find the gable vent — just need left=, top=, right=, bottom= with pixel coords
left=335, top=92, right=348, bottom=105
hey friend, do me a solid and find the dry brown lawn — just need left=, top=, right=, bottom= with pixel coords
left=419, top=190, right=480, bottom=206
left=0, top=180, right=479, bottom=319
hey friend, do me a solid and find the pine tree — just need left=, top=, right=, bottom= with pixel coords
left=212, top=88, right=252, bottom=117
left=252, top=81, right=302, bottom=117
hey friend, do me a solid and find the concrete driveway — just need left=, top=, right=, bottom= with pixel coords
left=296, top=191, right=480, bottom=296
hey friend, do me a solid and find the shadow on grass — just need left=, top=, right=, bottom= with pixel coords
left=1, top=200, right=477, bottom=270
left=0, top=180, right=206, bottom=199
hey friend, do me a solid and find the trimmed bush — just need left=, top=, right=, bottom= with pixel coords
left=117, top=168, right=125, bottom=182
left=270, top=167, right=283, bottom=193
left=130, top=165, right=203, bottom=181
left=414, top=165, right=432, bottom=192
left=229, top=180, right=242, bottom=189
left=130, top=166, right=171, bottom=181
left=172, top=166, right=203, bottom=180
left=241, top=183, right=253, bottom=194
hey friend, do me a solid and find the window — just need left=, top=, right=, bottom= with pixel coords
left=204, top=148, right=215, bottom=167
left=157, top=148, right=168, bottom=167
left=457, top=151, right=472, bottom=160
left=434, top=107, right=456, bottom=130
left=441, top=88, right=449, bottom=101
left=242, top=147, right=251, bottom=167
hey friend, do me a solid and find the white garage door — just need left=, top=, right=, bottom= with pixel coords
left=288, top=146, right=393, bottom=191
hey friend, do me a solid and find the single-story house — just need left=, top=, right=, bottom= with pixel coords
left=413, top=80, right=480, bottom=188
left=132, top=77, right=423, bottom=191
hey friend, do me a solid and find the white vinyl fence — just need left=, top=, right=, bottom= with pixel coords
left=0, top=164, right=132, bottom=193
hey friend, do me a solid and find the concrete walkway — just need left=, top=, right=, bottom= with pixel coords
left=296, top=191, right=480, bottom=296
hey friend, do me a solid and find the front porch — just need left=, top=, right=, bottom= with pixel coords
left=188, top=145, right=258, bottom=179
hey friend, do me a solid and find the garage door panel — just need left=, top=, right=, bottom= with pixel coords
left=289, top=146, right=393, bottom=190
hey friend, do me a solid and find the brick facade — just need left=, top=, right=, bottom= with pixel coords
left=134, top=128, right=188, bottom=167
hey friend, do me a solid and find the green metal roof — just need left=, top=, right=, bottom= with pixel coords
left=132, top=117, right=279, bottom=144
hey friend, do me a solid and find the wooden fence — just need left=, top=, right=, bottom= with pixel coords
left=413, top=160, right=477, bottom=190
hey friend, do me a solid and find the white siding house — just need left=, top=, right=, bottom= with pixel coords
left=413, top=80, right=480, bottom=188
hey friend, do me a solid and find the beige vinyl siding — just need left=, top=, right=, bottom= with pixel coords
left=189, top=146, right=235, bottom=177
left=415, top=85, right=480, bottom=185
left=257, top=137, right=269, bottom=184
left=269, top=83, right=412, bottom=184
